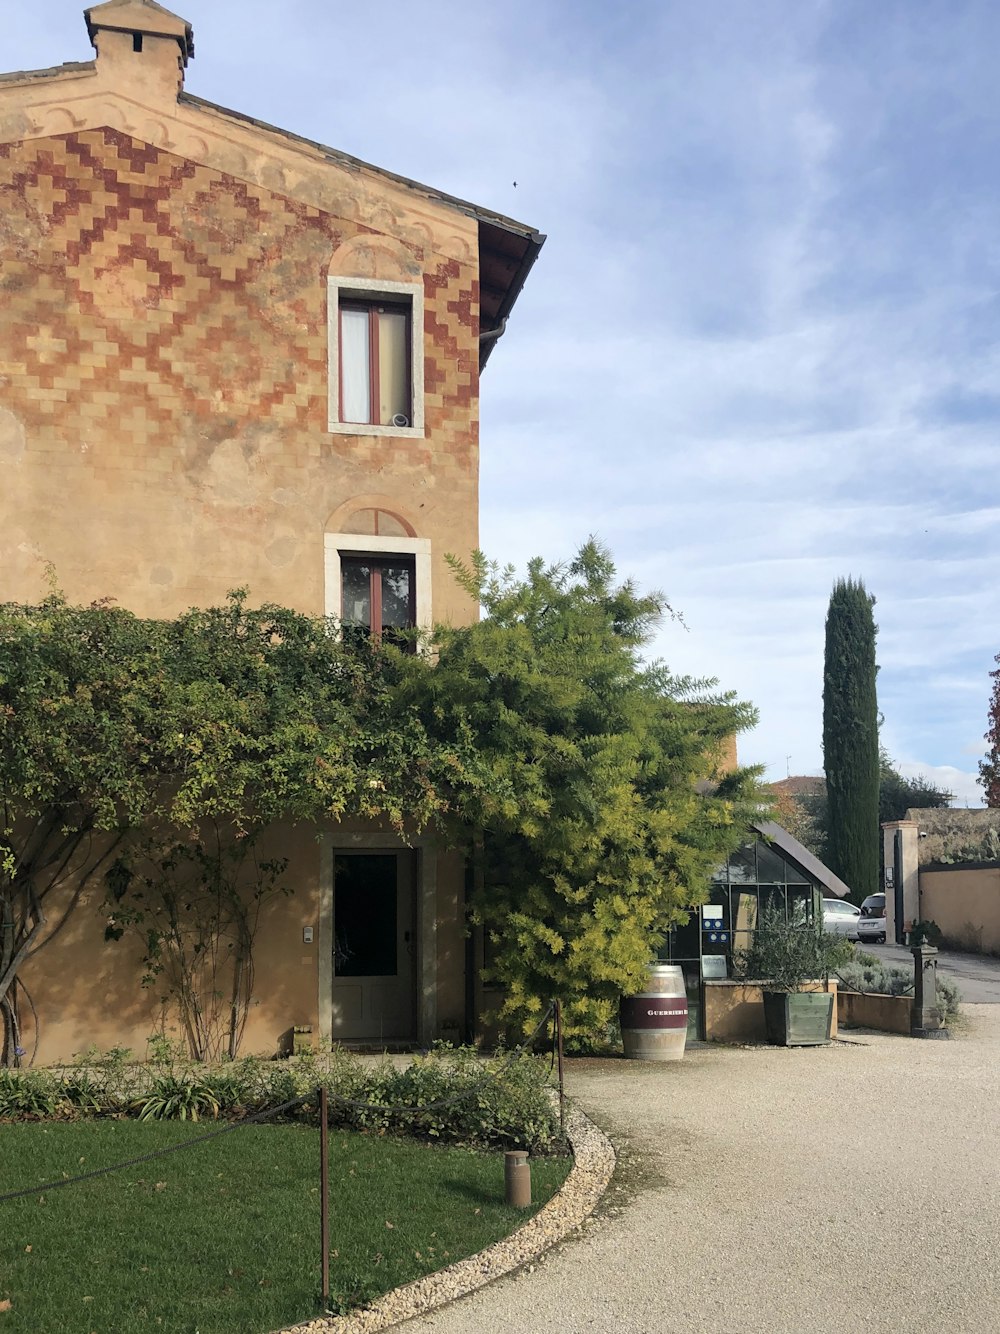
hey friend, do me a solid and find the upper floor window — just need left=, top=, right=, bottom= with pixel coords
left=328, top=277, right=424, bottom=437
left=340, top=301, right=411, bottom=427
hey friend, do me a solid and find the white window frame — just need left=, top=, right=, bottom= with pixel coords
left=324, top=533, right=432, bottom=643
left=327, top=276, right=425, bottom=438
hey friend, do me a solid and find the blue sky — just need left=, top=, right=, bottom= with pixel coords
left=10, top=1, right=1000, bottom=803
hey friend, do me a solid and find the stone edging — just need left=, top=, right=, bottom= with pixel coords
left=278, top=1102, right=616, bottom=1333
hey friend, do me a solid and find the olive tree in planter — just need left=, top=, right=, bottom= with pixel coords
left=734, top=908, right=847, bottom=1047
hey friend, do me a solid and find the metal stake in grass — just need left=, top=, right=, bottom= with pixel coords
left=554, top=998, right=565, bottom=1137
left=319, top=1084, right=330, bottom=1305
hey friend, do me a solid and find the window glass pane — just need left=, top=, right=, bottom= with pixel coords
left=379, top=562, right=413, bottom=630
left=787, top=887, right=815, bottom=926
left=758, top=885, right=784, bottom=919
left=756, top=842, right=790, bottom=884
left=378, top=309, right=409, bottom=425
left=341, top=561, right=372, bottom=629
left=731, top=889, right=758, bottom=953
left=341, top=308, right=371, bottom=423
left=728, top=846, right=757, bottom=883
left=662, top=910, right=701, bottom=964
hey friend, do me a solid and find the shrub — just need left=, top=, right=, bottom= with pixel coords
left=133, top=1075, right=221, bottom=1122
left=732, top=907, right=849, bottom=991
left=1, top=1045, right=564, bottom=1152
left=0, top=1069, right=61, bottom=1119
left=909, top=920, right=944, bottom=948
left=319, top=1045, right=564, bottom=1153
left=836, top=955, right=961, bottom=1022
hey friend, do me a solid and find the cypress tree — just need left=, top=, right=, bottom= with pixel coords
left=822, top=578, right=880, bottom=901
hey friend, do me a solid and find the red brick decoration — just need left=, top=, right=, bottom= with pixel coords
left=0, top=127, right=478, bottom=448
left=0, top=127, right=480, bottom=616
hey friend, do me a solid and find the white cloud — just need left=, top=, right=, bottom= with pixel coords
left=8, top=0, right=1000, bottom=806
left=894, top=762, right=984, bottom=810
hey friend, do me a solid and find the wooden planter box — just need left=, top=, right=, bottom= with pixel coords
left=762, top=991, right=834, bottom=1047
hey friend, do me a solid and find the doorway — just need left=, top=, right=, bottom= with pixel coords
left=330, top=851, right=416, bottom=1043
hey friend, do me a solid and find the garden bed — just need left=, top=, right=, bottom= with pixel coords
left=0, top=1045, right=566, bottom=1154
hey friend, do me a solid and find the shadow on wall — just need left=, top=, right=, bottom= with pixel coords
left=956, top=922, right=986, bottom=954
left=17, top=851, right=313, bottom=1066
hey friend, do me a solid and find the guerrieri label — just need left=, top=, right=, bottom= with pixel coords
left=620, top=996, right=688, bottom=1030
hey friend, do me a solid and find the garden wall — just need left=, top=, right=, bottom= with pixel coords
left=703, top=980, right=838, bottom=1043
left=837, top=990, right=911, bottom=1034
left=920, top=865, right=1000, bottom=954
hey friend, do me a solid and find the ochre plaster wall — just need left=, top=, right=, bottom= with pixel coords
left=920, top=867, right=1000, bottom=954
left=1, top=24, right=485, bottom=1061
left=837, top=991, right=911, bottom=1035
left=20, top=822, right=470, bottom=1064
left=0, top=125, right=479, bottom=622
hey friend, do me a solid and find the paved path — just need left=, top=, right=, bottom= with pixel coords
left=403, top=1007, right=1000, bottom=1334
left=868, top=942, right=1000, bottom=1002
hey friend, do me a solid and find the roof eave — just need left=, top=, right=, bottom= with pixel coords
left=752, top=820, right=854, bottom=899
left=176, top=91, right=544, bottom=356
left=177, top=91, right=540, bottom=239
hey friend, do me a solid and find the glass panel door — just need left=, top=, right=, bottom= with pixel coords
left=331, top=852, right=416, bottom=1042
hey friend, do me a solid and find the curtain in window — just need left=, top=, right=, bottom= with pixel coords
left=341, top=308, right=371, bottom=423
left=378, top=310, right=409, bottom=424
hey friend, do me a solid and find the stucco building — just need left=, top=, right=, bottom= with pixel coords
left=0, top=0, right=543, bottom=1059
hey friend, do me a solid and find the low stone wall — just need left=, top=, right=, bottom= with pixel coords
left=703, top=980, right=838, bottom=1043
left=837, top=990, right=911, bottom=1035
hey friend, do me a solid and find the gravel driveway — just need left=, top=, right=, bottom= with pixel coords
left=402, top=1007, right=1000, bottom=1334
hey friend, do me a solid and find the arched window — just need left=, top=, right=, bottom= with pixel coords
left=324, top=508, right=430, bottom=651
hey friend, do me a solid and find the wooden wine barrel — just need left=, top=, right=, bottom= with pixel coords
left=619, top=964, right=689, bottom=1061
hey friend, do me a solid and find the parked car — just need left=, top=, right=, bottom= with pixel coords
left=857, top=892, right=887, bottom=944
left=822, top=897, right=861, bottom=940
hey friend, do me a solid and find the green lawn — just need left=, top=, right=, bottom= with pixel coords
left=0, top=1122, right=571, bottom=1333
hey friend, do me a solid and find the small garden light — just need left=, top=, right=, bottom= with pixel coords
left=504, top=1151, right=531, bottom=1208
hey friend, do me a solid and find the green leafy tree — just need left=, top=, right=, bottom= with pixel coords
left=421, top=541, right=765, bottom=1038
left=0, top=592, right=467, bottom=1065
left=878, top=751, right=953, bottom=824
left=0, top=598, right=173, bottom=1064
left=770, top=781, right=828, bottom=860
left=3, top=552, right=766, bottom=1059
left=980, top=654, right=1000, bottom=807
left=822, top=578, right=880, bottom=900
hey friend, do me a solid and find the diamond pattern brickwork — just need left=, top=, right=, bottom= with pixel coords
left=0, top=127, right=479, bottom=616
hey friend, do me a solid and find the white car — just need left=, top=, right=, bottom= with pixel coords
left=822, top=897, right=861, bottom=941
left=857, top=892, right=887, bottom=944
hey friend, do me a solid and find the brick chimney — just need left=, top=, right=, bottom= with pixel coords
left=85, top=0, right=194, bottom=97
